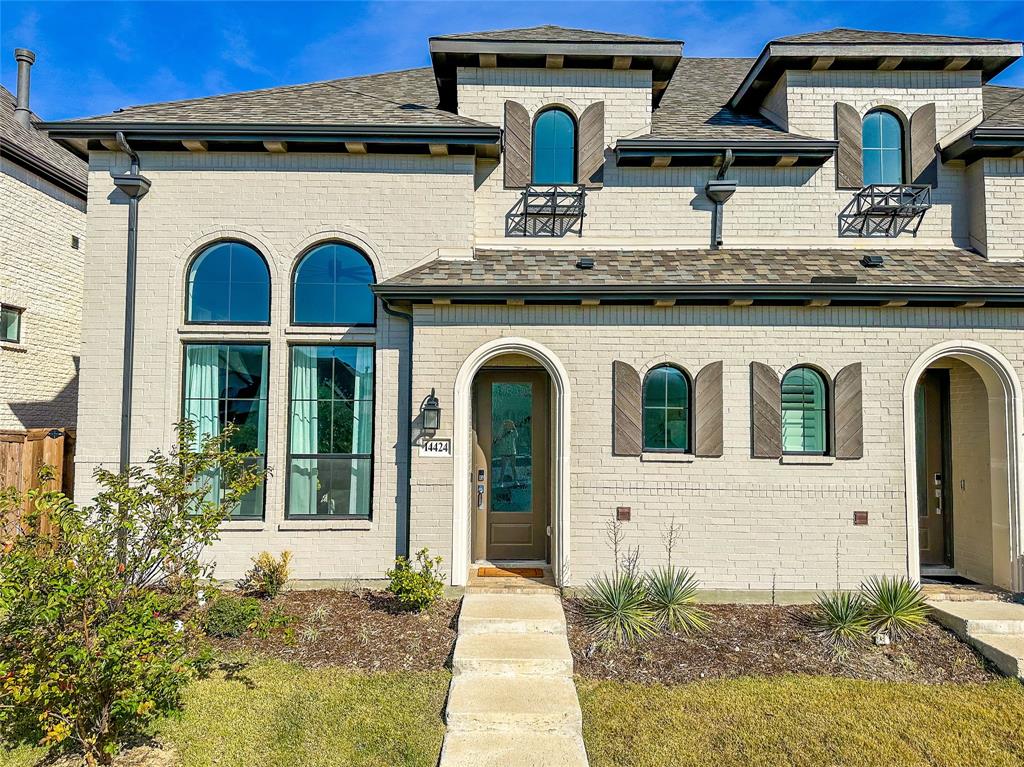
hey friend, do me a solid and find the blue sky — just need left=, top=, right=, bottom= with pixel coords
left=2, top=1, right=1023, bottom=121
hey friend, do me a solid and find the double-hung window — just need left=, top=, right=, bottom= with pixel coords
left=287, top=345, right=374, bottom=518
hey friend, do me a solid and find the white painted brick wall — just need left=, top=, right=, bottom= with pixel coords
left=0, top=158, right=86, bottom=429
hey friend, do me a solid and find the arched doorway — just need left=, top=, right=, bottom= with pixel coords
left=451, top=338, right=572, bottom=587
left=904, top=342, right=1024, bottom=591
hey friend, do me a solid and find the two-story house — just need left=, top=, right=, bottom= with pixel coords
left=44, top=26, right=1024, bottom=594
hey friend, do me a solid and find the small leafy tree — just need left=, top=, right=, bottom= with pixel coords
left=0, top=421, right=265, bottom=764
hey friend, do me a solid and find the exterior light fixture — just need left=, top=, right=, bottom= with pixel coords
left=421, top=389, right=441, bottom=432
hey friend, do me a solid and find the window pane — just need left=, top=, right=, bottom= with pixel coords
left=665, top=408, right=688, bottom=450
left=292, top=244, right=375, bottom=325
left=1, top=307, right=21, bottom=342
left=230, top=281, right=271, bottom=324
left=643, top=408, right=666, bottom=450
left=490, top=382, right=533, bottom=513
left=532, top=109, right=575, bottom=185
left=643, top=368, right=668, bottom=408
left=664, top=369, right=688, bottom=407
left=861, top=111, right=903, bottom=185
left=188, top=279, right=230, bottom=322
left=863, top=150, right=883, bottom=186
left=187, top=242, right=269, bottom=324
left=287, top=457, right=371, bottom=517
left=880, top=149, right=903, bottom=184
left=862, top=112, right=882, bottom=149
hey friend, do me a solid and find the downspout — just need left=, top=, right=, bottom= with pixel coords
left=110, top=132, right=151, bottom=473
left=381, top=298, right=413, bottom=558
left=705, top=149, right=737, bottom=250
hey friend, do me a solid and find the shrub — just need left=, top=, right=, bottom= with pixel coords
left=237, top=550, right=292, bottom=598
left=644, top=566, right=710, bottom=634
left=0, top=421, right=265, bottom=764
left=862, top=575, right=930, bottom=640
left=581, top=572, right=658, bottom=645
left=386, top=548, right=445, bottom=611
left=203, top=594, right=262, bottom=638
left=813, top=591, right=869, bottom=648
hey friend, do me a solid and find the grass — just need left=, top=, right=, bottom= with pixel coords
left=1, top=658, right=449, bottom=767
left=578, top=675, right=1024, bottom=767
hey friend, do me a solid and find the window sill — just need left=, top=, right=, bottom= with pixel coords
left=284, top=326, right=377, bottom=339
left=278, top=518, right=373, bottom=531
left=219, top=520, right=266, bottom=532
left=641, top=452, right=695, bottom=463
left=780, top=454, right=836, bottom=465
left=1, top=342, right=26, bottom=352
left=178, top=325, right=271, bottom=336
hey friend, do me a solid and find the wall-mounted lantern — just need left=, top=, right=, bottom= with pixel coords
left=421, top=389, right=441, bottom=432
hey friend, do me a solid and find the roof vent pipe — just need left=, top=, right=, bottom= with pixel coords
left=705, top=149, right=737, bottom=250
left=13, top=48, right=36, bottom=129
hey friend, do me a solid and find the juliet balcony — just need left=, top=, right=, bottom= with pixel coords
left=839, top=183, right=933, bottom=238
left=506, top=185, right=587, bottom=237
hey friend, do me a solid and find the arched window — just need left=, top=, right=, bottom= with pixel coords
left=862, top=109, right=904, bottom=185
left=292, top=243, right=376, bottom=325
left=782, top=367, right=829, bottom=455
left=532, top=108, right=576, bottom=185
left=187, top=241, right=270, bottom=324
left=642, top=365, right=691, bottom=452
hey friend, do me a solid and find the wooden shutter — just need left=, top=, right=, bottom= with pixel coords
left=577, top=101, right=605, bottom=188
left=910, top=103, right=938, bottom=188
left=834, top=102, right=863, bottom=190
left=504, top=100, right=531, bottom=189
left=612, top=361, right=642, bottom=456
left=750, top=362, right=782, bottom=459
left=694, top=361, right=724, bottom=457
left=833, top=363, right=864, bottom=459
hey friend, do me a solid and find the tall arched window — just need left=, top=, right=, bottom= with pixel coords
left=642, top=365, right=691, bottom=452
left=532, top=108, right=576, bottom=185
left=292, top=243, right=376, bottom=325
left=186, top=241, right=270, bottom=324
left=782, top=367, right=828, bottom=455
left=862, top=109, right=904, bottom=185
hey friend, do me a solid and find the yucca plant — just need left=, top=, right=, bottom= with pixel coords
left=644, top=566, right=710, bottom=634
left=812, top=591, right=869, bottom=648
left=862, top=575, right=930, bottom=640
left=580, top=571, right=658, bottom=645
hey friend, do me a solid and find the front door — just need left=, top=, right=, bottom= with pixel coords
left=472, top=369, right=549, bottom=561
left=916, top=369, right=953, bottom=568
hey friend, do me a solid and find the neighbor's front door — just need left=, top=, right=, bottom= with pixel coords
left=472, top=370, right=549, bottom=561
left=915, top=369, right=953, bottom=568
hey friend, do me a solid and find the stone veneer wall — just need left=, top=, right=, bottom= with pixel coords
left=0, top=158, right=86, bottom=430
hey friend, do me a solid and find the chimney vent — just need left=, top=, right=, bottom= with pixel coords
left=13, top=48, right=36, bottom=129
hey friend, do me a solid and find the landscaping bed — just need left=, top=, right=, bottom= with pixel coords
left=564, top=599, right=998, bottom=685
left=209, top=589, right=460, bottom=671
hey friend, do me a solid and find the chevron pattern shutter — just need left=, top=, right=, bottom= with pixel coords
left=835, top=102, right=863, bottom=190
left=833, top=363, right=864, bottom=459
left=910, top=103, right=938, bottom=188
left=504, top=100, right=531, bottom=189
left=751, top=362, right=782, bottom=459
left=577, top=101, right=605, bottom=188
left=694, top=361, right=724, bottom=457
left=612, top=360, right=642, bottom=456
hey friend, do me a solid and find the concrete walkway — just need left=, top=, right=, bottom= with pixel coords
left=928, top=599, right=1024, bottom=680
left=438, top=572, right=589, bottom=767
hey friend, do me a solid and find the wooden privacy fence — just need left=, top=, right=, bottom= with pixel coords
left=0, top=428, right=76, bottom=536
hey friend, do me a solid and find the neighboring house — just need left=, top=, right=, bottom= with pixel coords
left=44, top=26, right=1024, bottom=593
left=1, top=49, right=88, bottom=431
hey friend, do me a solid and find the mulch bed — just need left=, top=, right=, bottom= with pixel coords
left=211, top=590, right=459, bottom=672
left=564, top=599, right=1000, bottom=685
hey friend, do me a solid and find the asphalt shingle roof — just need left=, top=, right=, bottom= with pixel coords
left=433, top=25, right=680, bottom=44
left=981, top=84, right=1024, bottom=129
left=1, top=85, right=87, bottom=191
left=68, top=67, right=490, bottom=128
left=775, top=28, right=1016, bottom=45
left=380, top=248, right=1024, bottom=291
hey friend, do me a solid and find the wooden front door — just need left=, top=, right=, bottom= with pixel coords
left=472, top=369, right=550, bottom=561
left=915, top=369, right=953, bottom=568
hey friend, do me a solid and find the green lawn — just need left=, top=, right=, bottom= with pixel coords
left=578, top=675, right=1024, bottom=767
left=2, top=659, right=449, bottom=767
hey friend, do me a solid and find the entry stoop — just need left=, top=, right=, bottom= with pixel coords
left=438, top=573, right=589, bottom=767
left=928, top=599, right=1024, bottom=680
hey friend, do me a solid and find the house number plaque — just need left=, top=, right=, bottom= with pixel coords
left=419, top=438, right=452, bottom=458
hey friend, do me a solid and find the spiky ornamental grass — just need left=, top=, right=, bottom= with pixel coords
left=581, top=572, right=658, bottom=646
left=862, top=575, right=930, bottom=640
left=644, top=566, right=711, bottom=635
left=813, top=591, right=869, bottom=648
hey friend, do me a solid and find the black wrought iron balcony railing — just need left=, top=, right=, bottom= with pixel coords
left=506, top=184, right=587, bottom=237
left=839, top=183, right=933, bottom=238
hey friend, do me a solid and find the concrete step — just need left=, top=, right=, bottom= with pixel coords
left=969, top=633, right=1024, bottom=680
left=928, top=599, right=1024, bottom=636
left=452, top=631, right=574, bottom=677
left=439, top=731, right=588, bottom=767
left=445, top=673, right=582, bottom=734
left=459, top=594, right=566, bottom=636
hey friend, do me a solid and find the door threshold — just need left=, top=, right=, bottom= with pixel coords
left=921, top=565, right=958, bottom=577
left=474, top=559, right=550, bottom=569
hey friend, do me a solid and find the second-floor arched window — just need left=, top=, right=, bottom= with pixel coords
left=862, top=109, right=904, bottom=185
left=292, top=243, right=376, bottom=325
left=186, top=241, right=270, bottom=324
left=643, top=365, right=691, bottom=452
left=532, top=107, right=576, bottom=185
left=782, top=366, right=829, bottom=455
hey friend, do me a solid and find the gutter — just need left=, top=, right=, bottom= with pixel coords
left=941, top=125, right=1024, bottom=162
left=380, top=299, right=413, bottom=559
left=0, top=140, right=87, bottom=199
left=614, top=137, right=837, bottom=165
